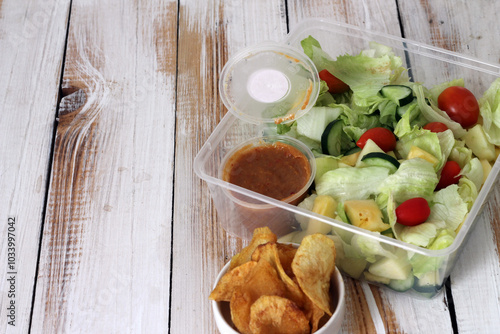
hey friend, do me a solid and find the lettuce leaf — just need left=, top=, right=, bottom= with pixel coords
left=301, top=36, right=405, bottom=99
left=461, top=157, right=484, bottom=191
left=428, top=185, right=468, bottom=232
left=316, top=166, right=390, bottom=201
left=296, top=106, right=342, bottom=142
left=458, top=177, right=478, bottom=210
left=378, top=159, right=439, bottom=203
left=399, top=222, right=438, bottom=248
left=351, top=234, right=397, bottom=263
left=479, top=77, right=500, bottom=145
left=410, top=229, right=455, bottom=277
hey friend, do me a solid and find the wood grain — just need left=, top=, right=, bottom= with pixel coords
left=171, top=0, right=287, bottom=333
left=1, top=1, right=499, bottom=333
left=30, top=0, right=178, bottom=332
left=0, top=0, right=70, bottom=332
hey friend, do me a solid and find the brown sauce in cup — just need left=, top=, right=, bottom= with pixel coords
left=222, top=141, right=311, bottom=203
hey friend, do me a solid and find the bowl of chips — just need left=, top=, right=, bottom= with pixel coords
left=210, top=227, right=346, bottom=334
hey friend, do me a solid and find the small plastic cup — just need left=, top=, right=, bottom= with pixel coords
left=218, top=136, right=316, bottom=239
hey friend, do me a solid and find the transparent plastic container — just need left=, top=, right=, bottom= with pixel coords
left=194, top=18, right=500, bottom=298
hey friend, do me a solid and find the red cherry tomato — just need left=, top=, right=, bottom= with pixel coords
left=356, top=127, right=397, bottom=152
left=318, top=69, right=350, bottom=94
left=396, top=197, right=431, bottom=226
left=436, top=160, right=462, bottom=190
left=437, top=86, right=479, bottom=128
left=423, top=122, right=449, bottom=133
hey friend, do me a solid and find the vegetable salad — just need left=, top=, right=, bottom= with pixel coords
left=268, top=36, right=500, bottom=294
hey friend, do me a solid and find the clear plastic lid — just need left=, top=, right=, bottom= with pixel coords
left=219, top=43, right=320, bottom=124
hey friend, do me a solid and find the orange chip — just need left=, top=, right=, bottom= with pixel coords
left=292, top=234, right=336, bottom=316
left=230, top=227, right=277, bottom=270
left=248, top=295, right=310, bottom=334
left=277, top=243, right=297, bottom=279
left=302, top=294, right=325, bottom=333
left=209, top=261, right=258, bottom=302
left=251, top=243, right=305, bottom=308
left=210, top=228, right=339, bottom=334
left=230, top=259, right=286, bottom=334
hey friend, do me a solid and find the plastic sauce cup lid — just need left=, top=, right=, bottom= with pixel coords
left=219, top=43, right=320, bottom=124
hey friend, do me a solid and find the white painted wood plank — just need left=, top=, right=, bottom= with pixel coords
left=171, top=0, right=287, bottom=333
left=30, top=0, right=178, bottom=332
left=0, top=1, right=70, bottom=332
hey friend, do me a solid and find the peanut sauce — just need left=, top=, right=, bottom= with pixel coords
left=222, top=141, right=311, bottom=202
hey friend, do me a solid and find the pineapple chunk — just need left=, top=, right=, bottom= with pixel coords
left=340, top=151, right=361, bottom=167
left=343, top=199, right=390, bottom=232
left=407, top=146, right=439, bottom=166
left=480, top=159, right=492, bottom=185
left=305, top=195, right=337, bottom=235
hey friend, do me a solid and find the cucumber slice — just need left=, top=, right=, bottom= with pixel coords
left=345, top=146, right=361, bottom=155
left=361, top=152, right=400, bottom=173
left=355, top=139, right=384, bottom=167
left=396, top=98, right=417, bottom=118
left=321, top=120, right=343, bottom=156
left=388, top=275, right=415, bottom=292
left=380, top=85, right=414, bottom=106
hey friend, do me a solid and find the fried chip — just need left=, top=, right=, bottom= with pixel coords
left=210, top=228, right=339, bottom=333
left=291, top=234, right=336, bottom=316
left=303, top=294, right=325, bottom=333
left=276, top=243, right=297, bottom=278
left=230, top=259, right=286, bottom=334
left=209, top=261, right=258, bottom=302
left=229, top=227, right=277, bottom=270
left=251, top=242, right=306, bottom=309
left=248, top=295, right=310, bottom=334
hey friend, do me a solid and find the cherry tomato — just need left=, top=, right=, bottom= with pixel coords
left=437, top=86, right=479, bottom=128
left=318, top=69, right=350, bottom=94
left=436, top=160, right=462, bottom=190
left=396, top=197, right=431, bottom=226
left=423, top=122, right=449, bottom=133
left=356, top=127, right=397, bottom=152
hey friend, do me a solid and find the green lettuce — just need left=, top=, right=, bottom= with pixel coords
left=399, top=222, right=439, bottom=248
left=458, top=178, right=478, bottom=210
left=428, top=185, right=468, bottom=232
left=301, top=36, right=405, bottom=99
left=448, top=139, right=473, bottom=168
left=479, top=77, right=500, bottom=145
left=316, top=166, right=390, bottom=201
left=351, top=234, right=397, bottom=263
left=461, top=157, right=484, bottom=191
left=296, top=106, right=342, bottom=141
left=378, top=159, right=439, bottom=203
left=396, top=127, right=443, bottom=170
left=410, top=229, right=455, bottom=277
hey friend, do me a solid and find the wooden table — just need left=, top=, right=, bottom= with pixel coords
left=1, top=0, right=500, bottom=333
